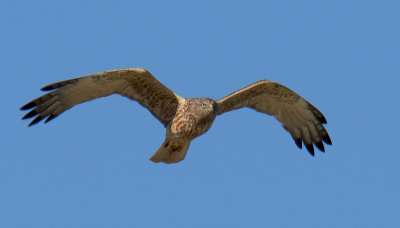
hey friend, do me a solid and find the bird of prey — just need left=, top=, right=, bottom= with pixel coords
left=20, top=68, right=332, bottom=164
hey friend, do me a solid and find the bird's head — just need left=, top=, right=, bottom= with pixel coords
left=191, top=98, right=217, bottom=117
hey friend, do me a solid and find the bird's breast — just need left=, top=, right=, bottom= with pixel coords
left=169, top=112, right=215, bottom=138
left=170, top=111, right=196, bottom=136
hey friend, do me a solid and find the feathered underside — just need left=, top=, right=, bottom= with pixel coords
left=20, top=68, right=332, bottom=161
left=216, top=80, right=332, bottom=155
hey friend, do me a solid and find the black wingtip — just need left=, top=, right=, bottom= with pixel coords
left=41, top=82, right=62, bottom=91
left=40, top=85, right=55, bottom=91
left=44, top=114, right=57, bottom=123
left=305, top=143, right=315, bottom=156
left=28, top=115, right=45, bottom=126
left=20, top=102, right=36, bottom=110
left=41, top=78, right=79, bottom=91
left=22, top=109, right=38, bottom=120
left=314, top=141, right=325, bottom=152
left=322, top=135, right=332, bottom=145
left=307, top=103, right=328, bottom=124
left=295, top=138, right=302, bottom=149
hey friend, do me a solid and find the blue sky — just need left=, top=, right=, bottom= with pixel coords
left=1, top=0, right=399, bottom=227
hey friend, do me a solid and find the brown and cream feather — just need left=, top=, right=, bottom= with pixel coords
left=216, top=80, right=331, bottom=155
left=21, top=69, right=332, bottom=163
left=21, top=68, right=179, bottom=127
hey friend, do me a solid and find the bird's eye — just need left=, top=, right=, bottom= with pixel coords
left=201, top=103, right=206, bottom=108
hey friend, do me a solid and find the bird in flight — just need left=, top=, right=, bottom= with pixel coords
left=21, top=68, right=332, bottom=163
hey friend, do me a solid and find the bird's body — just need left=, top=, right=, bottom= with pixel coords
left=21, top=68, right=332, bottom=164
left=151, top=98, right=217, bottom=163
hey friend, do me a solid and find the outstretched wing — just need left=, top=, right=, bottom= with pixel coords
left=20, top=68, right=180, bottom=127
left=216, top=80, right=332, bottom=155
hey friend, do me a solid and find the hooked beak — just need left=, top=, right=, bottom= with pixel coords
left=212, top=103, right=218, bottom=115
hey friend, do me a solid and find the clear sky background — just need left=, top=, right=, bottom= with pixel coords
left=1, top=0, right=399, bottom=227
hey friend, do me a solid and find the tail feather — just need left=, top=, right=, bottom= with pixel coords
left=149, top=139, right=191, bottom=164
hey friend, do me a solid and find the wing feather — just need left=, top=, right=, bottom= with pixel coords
left=21, top=68, right=179, bottom=126
left=216, top=80, right=332, bottom=154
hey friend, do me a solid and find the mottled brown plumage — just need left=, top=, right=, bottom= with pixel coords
left=21, top=69, right=178, bottom=127
left=21, top=68, right=332, bottom=163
